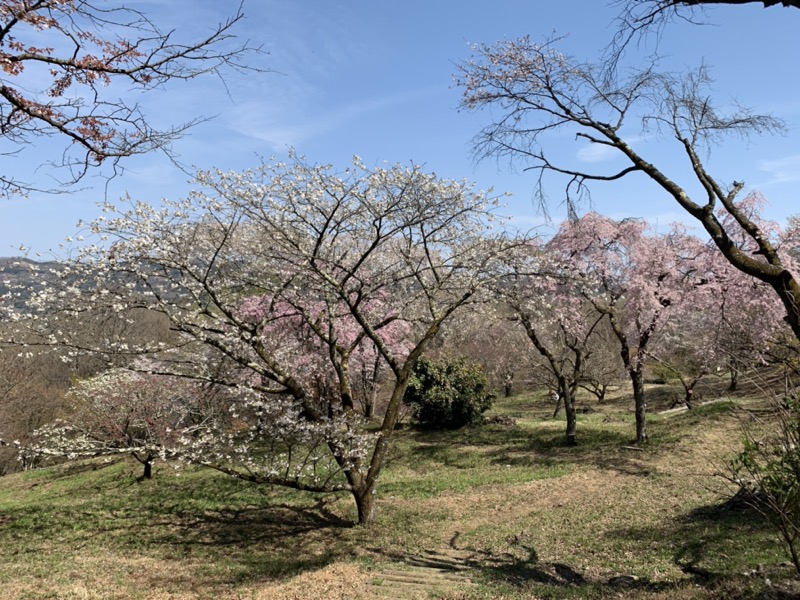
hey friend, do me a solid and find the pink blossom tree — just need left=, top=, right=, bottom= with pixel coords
left=707, top=196, right=796, bottom=388
left=11, top=155, right=514, bottom=524
left=548, top=213, right=698, bottom=444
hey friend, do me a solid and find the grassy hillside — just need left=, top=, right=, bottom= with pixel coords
left=0, top=387, right=795, bottom=599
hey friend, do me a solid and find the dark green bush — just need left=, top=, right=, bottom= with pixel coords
left=650, top=362, right=680, bottom=384
left=403, top=357, right=494, bottom=429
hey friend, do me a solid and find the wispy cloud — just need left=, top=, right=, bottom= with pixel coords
left=217, top=1, right=446, bottom=151
left=576, top=136, right=640, bottom=163
left=757, top=154, right=800, bottom=186
left=576, top=143, right=617, bottom=163
left=227, top=87, right=441, bottom=150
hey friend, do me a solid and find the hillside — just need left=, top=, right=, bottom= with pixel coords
left=0, top=386, right=796, bottom=599
left=0, top=257, right=63, bottom=297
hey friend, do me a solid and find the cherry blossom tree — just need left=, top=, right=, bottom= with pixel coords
left=576, top=318, right=627, bottom=404
left=25, top=367, right=227, bottom=480
left=436, top=308, right=530, bottom=398
left=456, top=39, right=800, bottom=344
left=0, top=1, right=262, bottom=197
left=548, top=214, right=698, bottom=443
left=631, top=213, right=790, bottom=406
left=498, top=242, right=609, bottom=445
left=9, top=155, right=513, bottom=524
left=0, top=347, right=69, bottom=472
left=707, top=196, right=797, bottom=388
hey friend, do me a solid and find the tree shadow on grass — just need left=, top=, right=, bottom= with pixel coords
left=604, top=493, right=788, bottom=597
left=395, top=424, right=654, bottom=478
left=367, top=534, right=684, bottom=599
left=148, top=498, right=356, bottom=584
left=0, top=464, right=359, bottom=589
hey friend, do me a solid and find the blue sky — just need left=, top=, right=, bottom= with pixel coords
left=2, top=0, right=799, bottom=255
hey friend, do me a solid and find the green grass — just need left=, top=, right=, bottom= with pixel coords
left=0, top=390, right=793, bottom=599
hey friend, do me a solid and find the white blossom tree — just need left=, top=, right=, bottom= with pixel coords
left=9, top=155, right=515, bottom=524
left=25, top=367, right=227, bottom=480
left=497, top=242, right=610, bottom=445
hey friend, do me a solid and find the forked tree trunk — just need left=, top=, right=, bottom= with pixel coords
left=133, top=452, right=153, bottom=481
left=339, top=465, right=379, bottom=525
left=679, top=371, right=706, bottom=409
left=596, top=384, right=608, bottom=403
left=346, top=358, right=417, bottom=526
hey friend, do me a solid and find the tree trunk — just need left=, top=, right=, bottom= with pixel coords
left=353, top=483, right=377, bottom=525
left=349, top=357, right=418, bottom=526
left=133, top=453, right=153, bottom=482
left=132, top=452, right=153, bottom=481
left=364, top=392, right=375, bottom=419
left=631, top=369, right=648, bottom=444
left=503, top=371, right=514, bottom=397
left=563, top=387, right=577, bottom=446
left=552, top=391, right=563, bottom=418
left=729, top=366, right=739, bottom=392
left=364, top=355, right=382, bottom=419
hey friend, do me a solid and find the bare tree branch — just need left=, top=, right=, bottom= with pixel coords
left=607, top=0, right=800, bottom=71
left=0, top=1, right=266, bottom=198
left=456, top=37, right=800, bottom=341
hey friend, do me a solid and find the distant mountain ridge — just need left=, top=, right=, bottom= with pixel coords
left=0, top=257, right=64, bottom=299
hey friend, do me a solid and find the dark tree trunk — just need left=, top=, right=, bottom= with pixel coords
left=364, top=393, right=375, bottom=419
left=684, top=388, right=694, bottom=410
left=133, top=452, right=153, bottom=482
left=675, top=370, right=706, bottom=409
left=503, top=372, right=514, bottom=397
left=563, top=387, right=577, bottom=446
left=597, top=384, right=608, bottom=403
left=603, top=310, right=653, bottom=445
left=631, top=369, right=648, bottom=444
left=729, top=366, right=739, bottom=392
